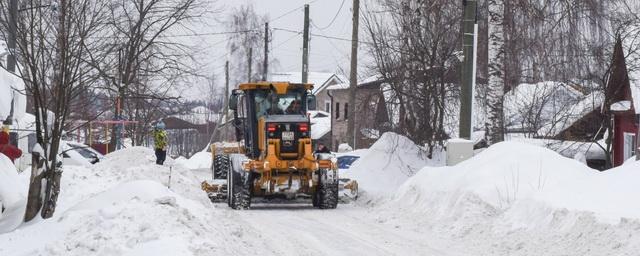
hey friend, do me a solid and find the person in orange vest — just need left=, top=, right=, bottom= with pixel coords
left=0, top=126, right=22, bottom=163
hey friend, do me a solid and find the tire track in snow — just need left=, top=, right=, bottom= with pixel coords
left=229, top=203, right=461, bottom=256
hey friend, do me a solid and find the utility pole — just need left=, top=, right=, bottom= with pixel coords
left=7, top=0, right=18, bottom=72
left=459, top=0, right=477, bottom=140
left=301, top=4, right=310, bottom=83
left=211, top=61, right=230, bottom=144
left=263, top=22, right=269, bottom=81
left=224, top=61, right=230, bottom=115
left=247, top=48, right=253, bottom=82
left=346, top=0, right=359, bottom=148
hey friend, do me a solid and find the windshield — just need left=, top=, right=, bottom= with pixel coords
left=254, top=89, right=306, bottom=118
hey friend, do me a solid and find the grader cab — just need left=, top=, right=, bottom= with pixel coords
left=201, top=82, right=356, bottom=209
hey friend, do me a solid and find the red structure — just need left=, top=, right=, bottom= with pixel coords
left=607, top=38, right=639, bottom=167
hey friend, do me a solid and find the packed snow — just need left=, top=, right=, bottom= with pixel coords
left=175, top=151, right=211, bottom=170
left=379, top=141, right=640, bottom=255
left=0, top=154, right=28, bottom=233
left=348, top=133, right=435, bottom=197
left=2, top=138, right=640, bottom=255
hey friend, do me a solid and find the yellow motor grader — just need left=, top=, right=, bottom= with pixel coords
left=201, top=82, right=357, bottom=209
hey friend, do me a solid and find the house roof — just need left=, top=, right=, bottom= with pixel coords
left=537, top=90, right=604, bottom=137
left=269, top=72, right=346, bottom=94
left=504, top=81, right=586, bottom=132
left=606, top=39, right=635, bottom=114
left=325, top=75, right=384, bottom=90
left=309, top=110, right=331, bottom=140
left=0, top=56, right=26, bottom=123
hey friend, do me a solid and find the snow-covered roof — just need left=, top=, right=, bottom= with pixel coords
left=169, top=106, right=216, bottom=125
left=611, top=100, right=632, bottom=112
left=309, top=110, right=330, bottom=140
left=269, top=72, right=346, bottom=94
left=501, top=81, right=600, bottom=137
left=537, top=90, right=604, bottom=137
left=325, top=75, right=383, bottom=90
left=0, top=65, right=26, bottom=123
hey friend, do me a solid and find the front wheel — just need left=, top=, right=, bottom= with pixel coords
left=227, top=161, right=252, bottom=210
left=315, top=169, right=338, bottom=209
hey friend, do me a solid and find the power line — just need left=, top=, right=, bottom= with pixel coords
left=161, top=30, right=259, bottom=38
left=273, top=27, right=371, bottom=44
left=312, top=0, right=346, bottom=30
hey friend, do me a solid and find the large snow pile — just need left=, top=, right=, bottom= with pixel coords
left=0, top=154, right=28, bottom=233
left=348, top=133, right=432, bottom=197
left=0, top=147, right=257, bottom=255
left=383, top=141, right=640, bottom=255
left=176, top=151, right=212, bottom=170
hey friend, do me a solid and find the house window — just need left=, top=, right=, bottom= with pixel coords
left=325, top=101, right=331, bottom=113
left=335, top=103, right=340, bottom=119
left=344, top=103, right=349, bottom=120
left=624, top=132, right=637, bottom=161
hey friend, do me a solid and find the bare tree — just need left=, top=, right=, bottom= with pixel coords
left=226, top=5, right=267, bottom=85
left=0, top=0, right=109, bottom=219
left=84, top=0, right=204, bottom=148
left=363, top=0, right=461, bottom=154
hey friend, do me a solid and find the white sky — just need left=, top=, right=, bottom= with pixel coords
left=183, top=0, right=371, bottom=100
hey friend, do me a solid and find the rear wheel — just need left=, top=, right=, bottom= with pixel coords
left=316, top=169, right=338, bottom=209
left=213, top=155, right=230, bottom=179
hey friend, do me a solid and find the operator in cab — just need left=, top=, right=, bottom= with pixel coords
left=285, top=100, right=303, bottom=114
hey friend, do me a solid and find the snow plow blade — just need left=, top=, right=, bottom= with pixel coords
left=201, top=180, right=227, bottom=202
left=339, top=179, right=359, bottom=201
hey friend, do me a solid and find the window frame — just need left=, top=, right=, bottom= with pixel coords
left=623, top=132, right=636, bottom=161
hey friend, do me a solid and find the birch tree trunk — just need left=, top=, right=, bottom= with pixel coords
left=486, top=0, right=506, bottom=144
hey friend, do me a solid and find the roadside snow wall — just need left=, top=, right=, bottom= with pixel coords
left=384, top=141, right=640, bottom=255
left=175, top=151, right=211, bottom=170
left=349, top=132, right=432, bottom=197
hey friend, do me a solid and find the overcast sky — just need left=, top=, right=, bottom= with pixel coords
left=182, top=0, right=371, bottom=100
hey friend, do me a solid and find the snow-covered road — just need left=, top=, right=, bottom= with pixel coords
left=231, top=203, right=458, bottom=256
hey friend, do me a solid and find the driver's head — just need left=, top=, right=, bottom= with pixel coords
left=290, top=100, right=301, bottom=109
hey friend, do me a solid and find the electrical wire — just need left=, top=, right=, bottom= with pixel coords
left=312, top=0, right=347, bottom=30
left=273, top=27, right=372, bottom=44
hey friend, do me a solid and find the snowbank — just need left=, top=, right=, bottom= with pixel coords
left=394, top=141, right=640, bottom=223
left=175, top=152, right=211, bottom=170
left=0, top=154, right=28, bottom=233
left=376, top=141, right=640, bottom=255
left=349, top=133, right=432, bottom=197
left=0, top=146, right=230, bottom=255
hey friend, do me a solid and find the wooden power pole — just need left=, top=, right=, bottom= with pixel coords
left=7, top=0, right=17, bottom=72
left=302, top=4, right=310, bottom=83
left=263, top=22, right=269, bottom=81
left=346, top=0, right=359, bottom=148
left=247, top=48, right=253, bottom=82
left=459, top=0, right=477, bottom=139
left=224, top=61, right=230, bottom=115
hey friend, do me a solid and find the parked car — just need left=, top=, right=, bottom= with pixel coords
left=60, top=141, right=105, bottom=166
left=337, top=155, right=360, bottom=170
left=336, top=154, right=361, bottom=200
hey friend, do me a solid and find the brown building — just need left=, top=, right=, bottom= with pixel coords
left=316, top=76, right=390, bottom=151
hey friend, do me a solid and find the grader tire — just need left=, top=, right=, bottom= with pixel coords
left=316, top=169, right=338, bottom=209
left=213, top=155, right=230, bottom=180
left=228, top=165, right=252, bottom=210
